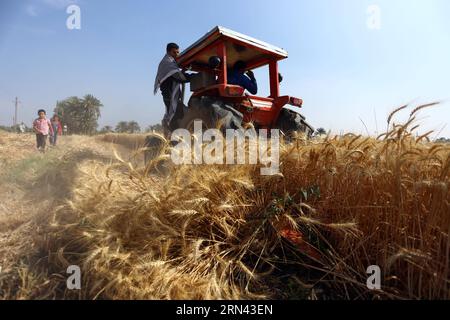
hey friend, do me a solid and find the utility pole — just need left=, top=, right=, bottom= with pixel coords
left=13, top=97, right=20, bottom=126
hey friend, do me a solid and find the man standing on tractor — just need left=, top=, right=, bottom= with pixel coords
left=154, top=43, right=191, bottom=135
left=228, top=60, right=258, bottom=95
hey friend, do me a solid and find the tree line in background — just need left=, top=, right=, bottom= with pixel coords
left=1, top=94, right=106, bottom=135
left=0, top=94, right=163, bottom=135
left=54, top=94, right=163, bottom=134
left=0, top=121, right=163, bottom=135
left=1, top=95, right=448, bottom=141
left=79, top=122, right=162, bottom=134
left=54, top=94, right=102, bottom=135
left=99, top=122, right=163, bottom=134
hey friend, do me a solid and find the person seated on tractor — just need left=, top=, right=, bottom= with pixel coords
left=154, top=42, right=191, bottom=135
left=227, top=60, right=258, bottom=95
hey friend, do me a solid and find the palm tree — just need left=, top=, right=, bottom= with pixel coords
left=127, top=121, right=141, bottom=133
left=146, top=123, right=163, bottom=133
left=54, top=95, right=103, bottom=135
left=81, top=94, right=103, bottom=135
left=99, top=125, right=113, bottom=133
left=115, top=121, right=129, bottom=133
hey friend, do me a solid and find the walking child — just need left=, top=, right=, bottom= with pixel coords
left=49, top=115, right=63, bottom=146
left=33, top=109, right=54, bottom=153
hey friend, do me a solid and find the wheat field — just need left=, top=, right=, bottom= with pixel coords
left=0, top=105, right=449, bottom=300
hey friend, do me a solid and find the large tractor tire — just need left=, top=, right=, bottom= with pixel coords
left=144, top=97, right=244, bottom=165
left=144, top=134, right=166, bottom=165
left=175, top=96, right=244, bottom=132
left=275, top=108, right=314, bottom=139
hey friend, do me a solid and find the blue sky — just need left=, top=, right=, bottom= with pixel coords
left=0, top=0, right=449, bottom=137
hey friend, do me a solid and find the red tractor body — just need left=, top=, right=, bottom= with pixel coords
left=177, top=26, right=308, bottom=130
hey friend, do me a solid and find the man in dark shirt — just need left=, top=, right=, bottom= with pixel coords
left=159, top=67, right=188, bottom=114
left=154, top=43, right=190, bottom=134
left=227, top=60, right=258, bottom=95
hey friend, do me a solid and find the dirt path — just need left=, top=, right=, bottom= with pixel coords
left=0, top=132, right=143, bottom=290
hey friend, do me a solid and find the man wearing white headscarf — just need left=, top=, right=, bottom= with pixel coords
left=154, top=43, right=190, bottom=135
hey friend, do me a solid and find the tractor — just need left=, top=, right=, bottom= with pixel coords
left=145, top=26, right=313, bottom=161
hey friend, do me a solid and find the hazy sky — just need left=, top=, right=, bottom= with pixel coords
left=0, top=0, right=449, bottom=137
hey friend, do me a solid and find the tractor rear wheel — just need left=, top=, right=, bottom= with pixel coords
left=144, top=97, right=244, bottom=165
left=176, top=96, right=244, bottom=132
left=275, top=108, right=314, bottom=139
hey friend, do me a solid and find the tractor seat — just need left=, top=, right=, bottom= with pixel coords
left=190, top=72, right=217, bottom=92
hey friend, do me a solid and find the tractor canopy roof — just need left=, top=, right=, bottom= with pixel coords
left=177, top=26, right=288, bottom=71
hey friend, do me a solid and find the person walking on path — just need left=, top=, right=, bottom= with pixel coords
left=49, top=115, right=63, bottom=146
left=33, top=109, right=53, bottom=153
left=18, top=122, right=26, bottom=134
